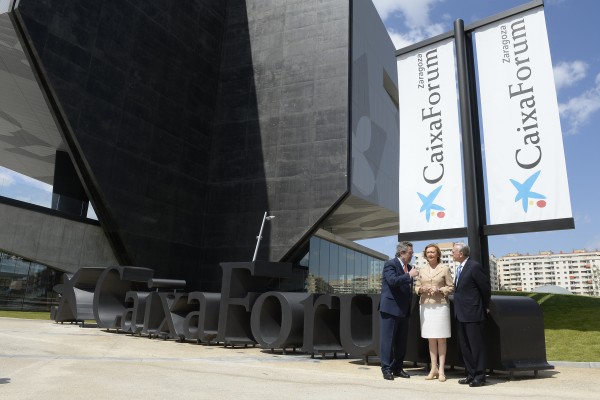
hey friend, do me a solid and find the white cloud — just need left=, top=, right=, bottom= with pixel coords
left=387, top=23, right=446, bottom=50
left=559, top=73, right=600, bottom=134
left=553, top=60, right=588, bottom=91
left=387, top=29, right=411, bottom=49
left=372, top=0, right=400, bottom=21
left=373, top=0, right=447, bottom=48
left=373, top=0, right=444, bottom=27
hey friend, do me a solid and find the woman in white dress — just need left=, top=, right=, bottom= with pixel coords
left=415, top=244, right=454, bottom=382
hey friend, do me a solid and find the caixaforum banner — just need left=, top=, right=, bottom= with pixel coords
left=475, top=8, right=572, bottom=225
left=397, top=38, right=465, bottom=235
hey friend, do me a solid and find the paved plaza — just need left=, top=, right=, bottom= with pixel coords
left=1, top=317, right=598, bottom=400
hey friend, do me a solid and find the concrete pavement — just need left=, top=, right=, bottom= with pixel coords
left=1, top=317, right=599, bottom=400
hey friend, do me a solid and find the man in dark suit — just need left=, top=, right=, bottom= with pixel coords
left=452, top=242, right=491, bottom=387
left=379, top=241, right=419, bottom=380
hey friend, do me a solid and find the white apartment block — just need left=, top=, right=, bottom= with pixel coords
left=496, top=249, right=599, bottom=296
left=412, top=242, right=499, bottom=290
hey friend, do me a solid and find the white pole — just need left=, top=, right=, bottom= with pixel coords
left=252, top=211, right=268, bottom=261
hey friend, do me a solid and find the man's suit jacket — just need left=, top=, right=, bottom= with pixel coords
left=379, top=257, right=413, bottom=318
left=453, top=258, right=491, bottom=323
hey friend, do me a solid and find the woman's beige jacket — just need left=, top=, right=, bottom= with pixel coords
left=414, top=264, right=454, bottom=305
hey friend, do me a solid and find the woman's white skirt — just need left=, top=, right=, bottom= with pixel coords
left=419, top=304, right=451, bottom=338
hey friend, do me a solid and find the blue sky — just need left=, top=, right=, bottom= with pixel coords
left=359, top=0, right=600, bottom=258
left=0, top=167, right=52, bottom=206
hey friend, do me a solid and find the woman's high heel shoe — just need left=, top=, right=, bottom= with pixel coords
left=438, top=374, right=446, bottom=382
left=425, top=367, right=439, bottom=380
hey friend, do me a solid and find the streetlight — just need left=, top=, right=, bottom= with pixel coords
left=252, top=211, right=275, bottom=261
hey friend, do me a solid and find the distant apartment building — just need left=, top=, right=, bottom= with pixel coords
left=412, top=242, right=499, bottom=290
left=496, top=249, right=600, bottom=296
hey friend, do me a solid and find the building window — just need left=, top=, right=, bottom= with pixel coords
left=0, top=252, right=61, bottom=311
left=305, top=236, right=384, bottom=294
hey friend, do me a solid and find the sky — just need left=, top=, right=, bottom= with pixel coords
left=0, top=168, right=52, bottom=206
left=358, top=0, right=600, bottom=259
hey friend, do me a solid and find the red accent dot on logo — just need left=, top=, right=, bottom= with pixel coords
left=437, top=212, right=445, bottom=218
left=537, top=200, right=546, bottom=208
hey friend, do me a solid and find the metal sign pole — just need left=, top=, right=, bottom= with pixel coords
left=454, top=19, right=488, bottom=269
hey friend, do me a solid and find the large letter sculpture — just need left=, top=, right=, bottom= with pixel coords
left=122, top=290, right=151, bottom=333
left=250, top=291, right=312, bottom=353
left=183, top=292, right=221, bottom=343
left=139, top=279, right=189, bottom=339
left=57, top=261, right=553, bottom=378
left=93, top=266, right=154, bottom=329
left=216, top=261, right=293, bottom=346
left=301, top=294, right=344, bottom=358
left=52, top=267, right=105, bottom=324
left=338, top=294, right=380, bottom=362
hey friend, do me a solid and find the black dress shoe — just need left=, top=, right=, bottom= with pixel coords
left=458, top=377, right=473, bottom=385
left=469, top=379, right=485, bottom=387
left=383, top=372, right=394, bottom=380
left=393, top=370, right=410, bottom=378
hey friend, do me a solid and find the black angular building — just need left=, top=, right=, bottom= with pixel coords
left=0, top=0, right=399, bottom=295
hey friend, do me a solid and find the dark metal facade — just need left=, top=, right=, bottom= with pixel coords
left=10, top=0, right=395, bottom=292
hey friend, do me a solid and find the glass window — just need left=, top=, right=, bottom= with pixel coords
left=346, top=249, right=355, bottom=293
left=304, top=236, right=386, bottom=295
left=307, top=237, right=321, bottom=294
left=328, top=243, right=339, bottom=294
left=371, top=257, right=384, bottom=294
left=0, top=252, right=60, bottom=311
left=319, top=239, right=331, bottom=290
left=0, top=166, right=98, bottom=220
left=356, top=252, right=368, bottom=293
left=337, top=246, right=347, bottom=293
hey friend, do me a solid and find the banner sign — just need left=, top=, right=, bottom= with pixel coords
left=475, top=8, right=572, bottom=225
left=397, top=38, right=465, bottom=234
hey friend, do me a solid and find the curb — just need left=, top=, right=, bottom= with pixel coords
left=550, top=361, right=600, bottom=368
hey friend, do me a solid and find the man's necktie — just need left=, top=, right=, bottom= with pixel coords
left=403, top=263, right=408, bottom=274
left=455, top=264, right=462, bottom=284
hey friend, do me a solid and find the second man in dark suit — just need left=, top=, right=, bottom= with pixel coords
left=379, top=241, right=419, bottom=380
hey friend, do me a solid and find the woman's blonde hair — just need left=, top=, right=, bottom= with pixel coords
left=423, top=243, right=441, bottom=263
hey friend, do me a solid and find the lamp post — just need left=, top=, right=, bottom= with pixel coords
left=252, top=211, right=275, bottom=261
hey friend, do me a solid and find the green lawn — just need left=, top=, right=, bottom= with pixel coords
left=2, top=292, right=599, bottom=361
left=0, top=310, right=51, bottom=320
